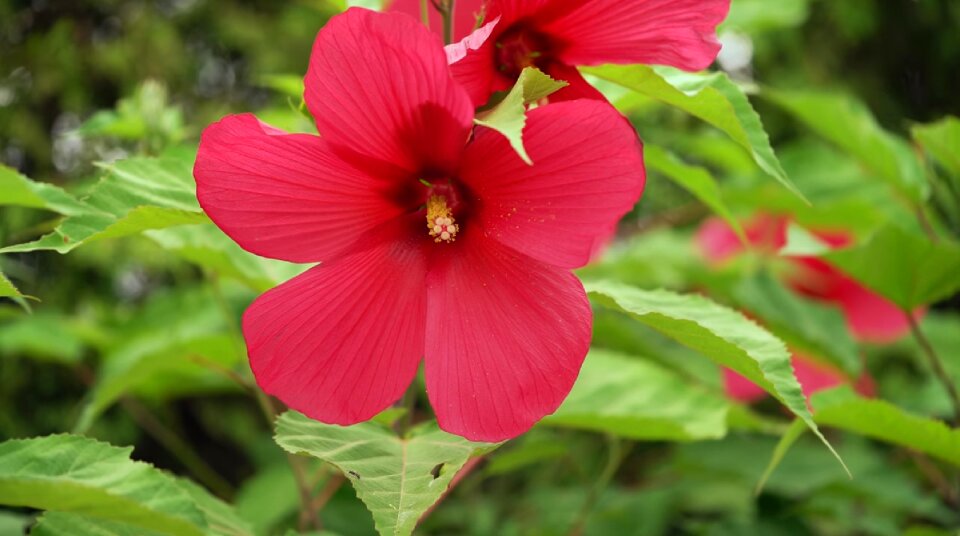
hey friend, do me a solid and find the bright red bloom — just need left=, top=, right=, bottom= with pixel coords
left=696, top=214, right=907, bottom=402
left=194, top=8, right=645, bottom=442
left=437, top=0, right=730, bottom=106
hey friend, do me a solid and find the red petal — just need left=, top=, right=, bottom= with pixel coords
left=304, top=8, right=473, bottom=175
left=195, top=114, right=406, bottom=263
left=385, top=0, right=490, bottom=41
left=543, top=0, right=730, bottom=71
left=460, top=100, right=645, bottom=268
left=541, top=62, right=605, bottom=102
left=244, top=232, right=427, bottom=425
left=828, top=275, right=918, bottom=343
left=445, top=18, right=501, bottom=107
left=424, top=232, right=591, bottom=441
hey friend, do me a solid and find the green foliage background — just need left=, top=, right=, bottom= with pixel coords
left=1, top=0, right=959, bottom=535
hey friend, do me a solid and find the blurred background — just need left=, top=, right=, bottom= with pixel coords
left=1, top=0, right=959, bottom=535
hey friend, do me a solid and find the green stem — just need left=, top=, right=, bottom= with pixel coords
left=420, top=0, right=430, bottom=27
left=120, top=397, right=234, bottom=499
left=442, top=0, right=456, bottom=44
left=567, top=436, right=629, bottom=536
left=206, top=273, right=321, bottom=530
left=907, top=312, right=960, bottom=425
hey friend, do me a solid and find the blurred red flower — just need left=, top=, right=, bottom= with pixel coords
left=193, top=8, right=645, bottom=441
left=696, top=214, right=913, bottom=402
left=415, top=0, right=730, bottom=105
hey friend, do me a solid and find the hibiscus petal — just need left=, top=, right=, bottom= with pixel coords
left=445, top=18, right=501, bottom=107
left=385, top=0, right=489, bottom=42
left=195, top=114, right=406, bottom=263
left=424, top=232, right=591, bottom=441
left=541, top=62, right=605, bottom=101
left=304, top=8, right=474, bottom=175
left=542, top=0, right=730, bottom=71
left=831, top=277, right=917, bottom=343
left=244, top=231, right=427, bottom=425
left=459, top=99, right=645, bottom=269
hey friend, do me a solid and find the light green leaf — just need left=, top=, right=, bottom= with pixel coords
left=912, top=116, right=960, bottom=177
left=583, top=64, right=804, bottom=201
left=732, top=271, right=861, bottom=376
left=0, top=435, right=230, bottom=536
left=1, top=154, right=206, bottom=254
left=644, top=144, right=745, bottom=243
left=0, top=269, right=25, bottom=300
left=75, top=289, right=240, bottom=432
left=0, top=313, right=85, bottom=363
left=583, top=280, right=846, bottom=472
left=274, top=412, right=497, bottom=536
left=779, top=221, right=832, bottom=257
left=766, top=90, right=929, bottom=202
left=821, top=225, right=960, bottom=309
left=545, top=349, right=729, bottom=441
left=722, top=0, right=810, bottom=33
left=145, top=224, right=307, bottom=292
left=0, top=165, right=92, bottom=216
left=474, top=67, right=567, bottom=165
left=31, top=512, right=168, bottom=536
left=812, top=387, right=960, bottom=467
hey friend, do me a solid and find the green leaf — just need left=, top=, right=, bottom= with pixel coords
left=755, top=418, right=808, bottom=495
left=145, top=224, right=307, bottom=292
left=31, top=512, right=168, bottom=536
left=0, top=434, right=250, bottom=536
left=766, top=90, right=929, bottom=202
left=732, top=271, right=861, bottom=376
left=274, top=412, right=497, bottom=536
left=474, top=67, right=567, bottom=165
left=644, top=144, right=746, bottom=243
left=1, top=153, right=207, bottom=254
left=812, top=387, right=960, bottom=467
left=0, top=269, right=25, bottom=300
left=583, top=280, right=846, bottom=472
left=721, top=0, right=810, bottom=33
left=75, top=290, right=241, bottom=432
left=819, top=225, right=960, bottom=309
left=912, top=116, right=960, bottom=177
left=0, top=313, right=86, bottom=364
left=545, top=349, right=729, bottom=441
left=583, top=64, right=804, bottom=201
left=0, top=164, right=93, bottom=216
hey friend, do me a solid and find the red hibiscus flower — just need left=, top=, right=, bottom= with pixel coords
left=695, top=214, right=909, bottom=402
left=431, top=0, right=731, bottom=106
left=193, top=8, right=645, bottom=442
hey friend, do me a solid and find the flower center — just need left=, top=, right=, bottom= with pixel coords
left=426, top=195, right=459, bottom=243
left=495, top=25, right=549, bottom=78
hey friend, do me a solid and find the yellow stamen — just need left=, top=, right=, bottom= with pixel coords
left=426, top=195, right=459, bottom=243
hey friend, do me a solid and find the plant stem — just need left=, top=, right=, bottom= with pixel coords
left=120, top=397, right=235, bottom=499
left=907, top=313, right=960, bottom=425
left=567, top=436, right=629, bottom=536
left=442, top=0, right=456, bottom=44
left=420, top=0, right=430, bottom=27
left=206, top=273, right=322, bottom=530
left=253, top=389, right=322, bottom=531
